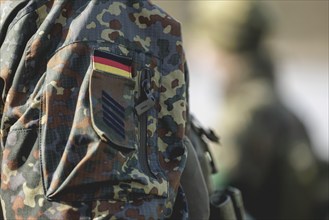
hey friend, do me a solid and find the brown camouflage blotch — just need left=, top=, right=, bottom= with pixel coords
left=12, top=196, right=25, bottom=219
left=0, top=177, right=9, bottom=191
left=146, top=14, right=181, bottom=36
left=1, top=148, right=10, bottom=160
left=125, top=208, right=144, bottom=220
left=96, top=200, right=123, bottom=214
left=171, top=79, right=179, bottom=89
left=131, top=199, right=144, bottom=206
left=27, top=215, right=36, bottom=220
left=128, top=13, right=136, bottom=23
left=109, top=31, right=120, bottom=41
left=47, top=52, right=67, bottom=70
left=134, top=41, right=143, bottom=50
left=27, top=210, right=43, bottom=220
left=61, top=208, right=81, bottom=220
left=162, top=19, right=181, bottom=37
left=1, top=152, right=10, bottom=190
left=6, top=90, right=27, bottom=107
left=140, top=14, right=159, bottom=27
left=26, top=38, right=43, bottom=61
left=44, top=100, right=74, bottom=129
left=32, top=149, right=39, bottom=160
left=12, top=108, right=25, bottom=123
left=6, top=159, right=18, bottom=171
left=157, top=127, right=168, bottom=139
left=150, top=57, right=158, bottom=69
left=62, top=2, right=73, bottom=18
left=176, top=124, right=185, bottom=140
left=73, top=115, right=91, bottom=130
left=45, top=0, right=55, bottom=10
left=160, top=85, right=167, bottom=93
left=149, top=187, right=159, bottom=195
left=0, top=66, right=10, bottom=83
left=109, top=19, right=122, bottom=30
left=69, top=43, right=90, bottom=55
left=159, top=153, right=181, bottom=172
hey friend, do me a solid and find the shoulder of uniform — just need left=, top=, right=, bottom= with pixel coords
left=143, top=1, right=182, bottom=36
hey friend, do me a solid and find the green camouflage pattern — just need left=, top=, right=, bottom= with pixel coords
left=0, top=0, right=188, bottom=219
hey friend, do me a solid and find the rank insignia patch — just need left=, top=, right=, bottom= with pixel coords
left=102, top=90, right=125, bottom=139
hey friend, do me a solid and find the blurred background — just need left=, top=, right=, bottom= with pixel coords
left=154, top=0, right=328, bottom=162
left=154, top=1, right=328, bottom=219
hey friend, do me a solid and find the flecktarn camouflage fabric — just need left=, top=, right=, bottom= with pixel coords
left=0, top=0, right=188, bottom=219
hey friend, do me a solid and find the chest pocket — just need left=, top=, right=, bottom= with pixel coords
left=40, top=43, right=167, bottom=202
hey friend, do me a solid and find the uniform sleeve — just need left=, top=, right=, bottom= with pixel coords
left=0, top=0, right=29, bottom=46
left=0, top=0, right=29, bottom=108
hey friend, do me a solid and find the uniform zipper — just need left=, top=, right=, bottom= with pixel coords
left=135, top=68, right=156, bottom=178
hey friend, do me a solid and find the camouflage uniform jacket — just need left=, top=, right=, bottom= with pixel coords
left=0, top=0, right=188, bottom=219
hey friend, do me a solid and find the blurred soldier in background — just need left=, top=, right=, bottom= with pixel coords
left=197, top=1, right=328, bottom=220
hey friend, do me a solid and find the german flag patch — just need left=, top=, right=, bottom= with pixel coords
left=92, top=50, right=132, bottom=78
